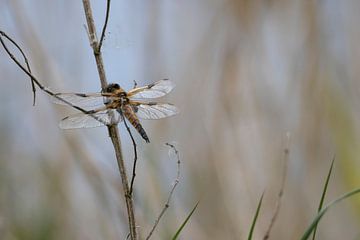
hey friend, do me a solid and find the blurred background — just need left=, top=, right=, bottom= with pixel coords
left=1, top=0, right=360, bottom=239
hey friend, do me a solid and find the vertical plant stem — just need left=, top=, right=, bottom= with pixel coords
left=81, top=1, right=137, bottom=239
left=263, top=133, right=290, bottom=240
left=146, top=143, right=181, bottom=240
left=82, top=0, right=107, bottom=88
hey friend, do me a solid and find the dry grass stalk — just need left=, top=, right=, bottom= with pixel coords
left=145, top=143, right=181, bottom=240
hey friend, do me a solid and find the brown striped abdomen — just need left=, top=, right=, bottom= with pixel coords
left=122, top=105, right=150, bottom=143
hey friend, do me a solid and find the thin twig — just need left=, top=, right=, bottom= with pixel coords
left=0, top=30, right=96, bottom=116
left=1, top=6, right=137, bottom=238
left=145, top=143, right=181, bottom=240
left=0, top=31, right=36, bottom=105
left=1, top=22, right=137, bottom=240
left=0, top=31, right=38, bottom=93
left=81, top=1, right=137, bottom=239
left=263, top=133, right=291, bottom=240
left=97, top=0, right=111, bottom=53
left=122, top=118, right=138, bottom=196
left=0, top=30, right=116, bottom=128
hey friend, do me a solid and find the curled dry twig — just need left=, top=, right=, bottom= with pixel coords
left=145, top=143, right=181, bottom=240
left=263, top=133, right=291, bottom=240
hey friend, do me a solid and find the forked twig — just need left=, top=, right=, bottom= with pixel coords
left=0, top=30, right=93, bottom=115
left=1, top=2, right=137, bottom=238
left=0, top=30, right=115, bottom=127
left=0, top=31, right=36, bottom=105
left=263, top=134, right=291, bottom=240
left=97, top=0, right=111, bottom=52
left=81, top=1, right=137, bottom=239
left=145, top=143, right=181, bottom=240
left=122, top=118, right=138, bottom=196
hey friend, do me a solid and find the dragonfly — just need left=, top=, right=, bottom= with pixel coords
left=52, top=79, right=179, bottom=143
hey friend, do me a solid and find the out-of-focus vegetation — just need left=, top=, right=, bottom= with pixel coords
left=1, top=0, right=360, bottom=239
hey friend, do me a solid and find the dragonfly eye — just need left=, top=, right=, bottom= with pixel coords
left=104, top=83, right=120, bottom=93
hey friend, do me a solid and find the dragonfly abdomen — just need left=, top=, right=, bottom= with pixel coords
left=134, top=123, right=150, bottom=143
left=122, top=105, right=150, bottom=143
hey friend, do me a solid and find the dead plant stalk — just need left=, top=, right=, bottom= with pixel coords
left=81, top=1, right=137, bottom=239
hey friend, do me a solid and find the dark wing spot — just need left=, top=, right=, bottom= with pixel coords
left=148, top=102, right=157, bottom=106
left=75, top=93, right=87, bottom=97
left=147, top=83, right=155, bottom=89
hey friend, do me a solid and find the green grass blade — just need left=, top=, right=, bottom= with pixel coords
left=247, top=192, right=264, bottom=240
left=171, top=201, right=199, bottom=240
left=312, top=157, right=335, bottom=240
left=300, top=188, right=360, bottom=240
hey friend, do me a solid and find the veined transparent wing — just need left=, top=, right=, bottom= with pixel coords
left=131, top=102, right=179, bottom=120
left=127, top=79, right=175, bottom=99
left=59, top=109, right=122, bottom=129
left=52, top=92, right=116, bottom=110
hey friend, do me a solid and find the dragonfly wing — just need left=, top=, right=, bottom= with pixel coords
left=132, top=102, right=179, bottom=120
left=52, top=93, right=115, bottom=110
left=59, top=109, right=122, bottom=129
left=127, top=79, right=175, bottom=99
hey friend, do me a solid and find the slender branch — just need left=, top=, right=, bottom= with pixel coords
left=82, top=0, right=107, bottom=88
left=0, top=31, right=38, bottom=93
left=263, top=133, right=291, bottom=240
left=1, top=3, right=137, bottom=238
left=1, top=5, right=136, bottom=238
left=0, top=31, right=117, bottom=128
left=81, top=1, right=137, bottom=239
left=0, top=31, right=37, bottom=105
left=97, top=0, right=111, bottom=53
left=0, top=30, right=97, bottom=116
left=122, top=119, right=138, bottom=196
left=146, top=143, right=181, bottom=240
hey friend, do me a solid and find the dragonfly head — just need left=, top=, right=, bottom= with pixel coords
left=104, top=83, right=121, bottom=93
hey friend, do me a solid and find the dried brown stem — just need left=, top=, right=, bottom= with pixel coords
left=1, top=2, right=137, bottom=237
left=81, top=1, right=137, bottom=239
left=0, top=30, right=36, bottom=101
left=122, top=118, right=138, bottom=196
left=1, top=4, right=137, bottom=238
left=98, top=0, right=111, bottom=53
left=0, top=31, right=36, bottom=105
left=263, top=134, right=290, bottom=240
left=0, top=30, right=93, bottom=115
left=145, top=143, right=181, bottom=240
